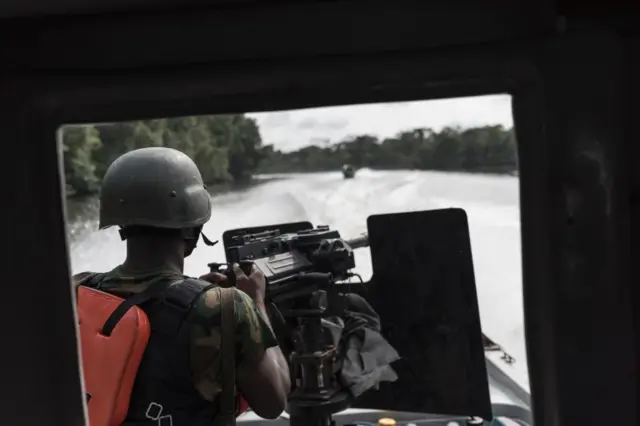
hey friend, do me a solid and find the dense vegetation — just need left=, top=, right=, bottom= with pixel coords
left=258, top=125, right=517, bottom=174
left=62, top=116, right=517, bottom=197
left=61, top=114, right=263, bottom=196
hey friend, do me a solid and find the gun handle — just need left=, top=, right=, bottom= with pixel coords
left=238, top=260, right=255, bottom=275
left=223, top=260, right=255, bottom=287
left=207, top=262, right=224, bottom=273
left=225, top=269, right=237, bottom=287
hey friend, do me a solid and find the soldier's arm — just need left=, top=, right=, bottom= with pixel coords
left=233, top=289, right=291, bottom=419
left=188, top=287, right=290, bottom=419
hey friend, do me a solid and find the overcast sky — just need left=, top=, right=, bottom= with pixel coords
left=248, top=94, right=513, bottom=152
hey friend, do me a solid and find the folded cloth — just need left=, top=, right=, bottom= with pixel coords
left=324, top=293, right=400, bottom=399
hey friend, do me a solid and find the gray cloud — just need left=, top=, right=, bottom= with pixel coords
left=263, top=111, right=291, bottom=128
left=296, top=117, right=349, bottom=131
left=324, top=118, right=349, bottom=130
left=296, top=117, right=318, bottom=130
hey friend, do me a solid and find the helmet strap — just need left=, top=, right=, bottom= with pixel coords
left=182, top=225, right=203, bottom=258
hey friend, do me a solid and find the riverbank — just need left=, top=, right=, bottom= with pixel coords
left=257, top=166, right=519, bottom=177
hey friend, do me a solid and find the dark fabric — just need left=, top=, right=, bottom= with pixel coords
left=327, top=293, right=400, bottom=399
left=126, top=278, right=219, bottom=426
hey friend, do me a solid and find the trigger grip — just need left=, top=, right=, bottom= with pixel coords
left=207, top=262, right=223, bottom=273
left=238, top=260, right=254, bottom=275
left=224, top=268, right=237, bottom=287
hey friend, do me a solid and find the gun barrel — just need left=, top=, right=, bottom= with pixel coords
left=346, top=233, right=369, bottom=249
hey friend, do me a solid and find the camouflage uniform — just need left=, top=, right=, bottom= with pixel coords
left=74, top=266, right=278, bottom=403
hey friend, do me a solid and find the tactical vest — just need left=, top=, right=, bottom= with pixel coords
left=81, top=274, right=221, bottom=426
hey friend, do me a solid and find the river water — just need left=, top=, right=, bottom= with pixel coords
left=66, top=169, right=527, bottom=389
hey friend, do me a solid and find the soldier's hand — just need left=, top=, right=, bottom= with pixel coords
left=198, top=271, right=231, bottom=287
left=233, top=263, right=267, bottom=306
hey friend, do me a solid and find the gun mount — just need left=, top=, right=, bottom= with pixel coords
left=211, top=224, right=370, bottom=426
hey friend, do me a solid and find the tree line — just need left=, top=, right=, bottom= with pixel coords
left=258, top=125, right=517, bottom=174
left=61, top=114, right=263, bottom=197
left=62, top=118, right=517, bottom=197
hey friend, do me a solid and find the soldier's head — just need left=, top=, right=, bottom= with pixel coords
left=98, top=147, right=212, bottom=259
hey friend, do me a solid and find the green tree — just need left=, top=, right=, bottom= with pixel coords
left=62, top=115, right=518, bottom=198
left=61, top=113, right=264, bottom=197
left=258, top=125, right=518, bottom=175
left=61, top=125, right=102, bottom=196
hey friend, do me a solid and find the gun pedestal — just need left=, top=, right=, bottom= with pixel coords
left=288, top=391, right=352, bottom=426
left=287, top=290, right=352, bottom=426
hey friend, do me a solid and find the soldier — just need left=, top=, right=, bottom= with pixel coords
left=74, top=147, right=290, bottom=425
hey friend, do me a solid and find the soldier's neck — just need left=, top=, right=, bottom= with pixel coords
left=122, top=237, right=185, bottom=275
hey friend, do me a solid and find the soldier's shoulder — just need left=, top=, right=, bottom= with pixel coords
left=187, top=285, right=254, bottom=326
left=72, top=271, right=99, bottom=286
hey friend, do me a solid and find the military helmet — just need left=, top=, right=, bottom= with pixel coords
left=99, top=147, right=212, bottom=230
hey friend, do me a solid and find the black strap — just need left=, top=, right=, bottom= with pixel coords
left=214, top=287, right=237, bottom=426
left=100, top=276, right=176, bottom=336
left=152, top=279, right=217, bottom=336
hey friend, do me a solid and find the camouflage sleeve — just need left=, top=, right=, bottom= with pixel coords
left=187, top=286, right=278, bottom=402
left=233, top=289, right=279, bottom=370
